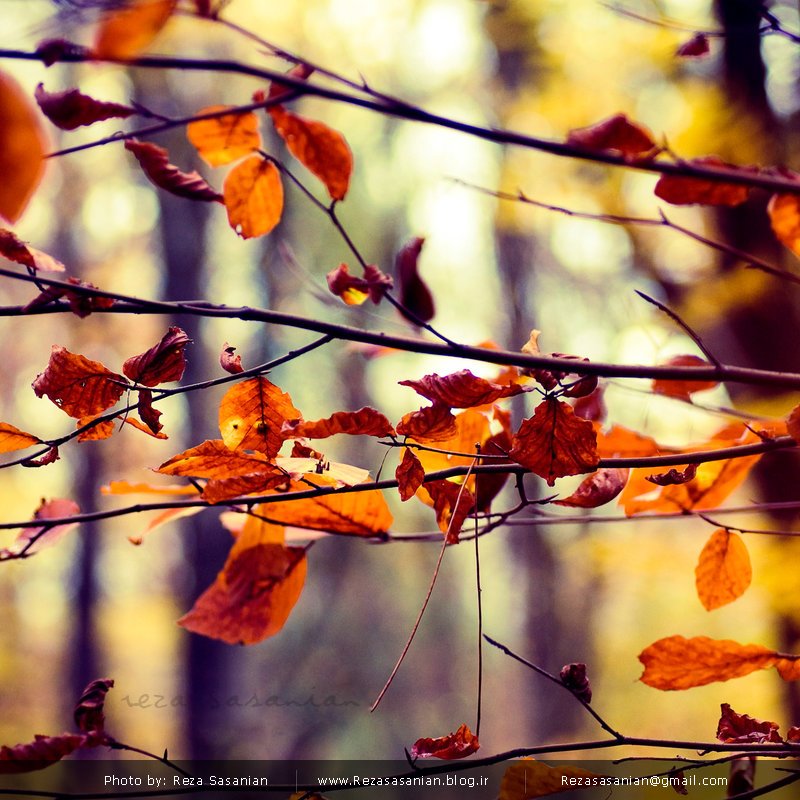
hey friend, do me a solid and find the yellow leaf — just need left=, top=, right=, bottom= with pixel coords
left=223, top=156, right=283, bottom=239
left=695, top=529, right=752, bottom=610
left=94, top=0, right=177, bottom=59
left=187, top=107, right=261, bottom=167
left=101, top=480, right=200, bottom=496
left=0, top=70, right=47, bottom=223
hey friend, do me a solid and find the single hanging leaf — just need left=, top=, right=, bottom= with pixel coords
left=179, top=542, right=307, bottom=645
left=499, top=760, right=606, bottom=800
left=0, top=422, right=41, bottom=454
left=223, top=156, right=283, bottom=239
left=122, top=326, right=190, bottom=386
left=399, top=369, right=524, bottom=408
left=282, top=407, right=395, bottom=439
left=125, top=140, right=222, bottom=202
left=655, top=157, right=752, bottom=206
left=768, top=192, right=800, bottom=258
left=410, top=723, right=479, bottom=760
left=419, top=479, right=475, bottom=543
left=560, top=663, right=592, bottom=703
left=219, top=377, right=300, bottom=458
left=35, top=84, right=135, bottom=130
left=716, top=703, right=782, bottom=744
left=73, top=678, right=114, bottom=736
left=0, top=70, right=47, bottom=223
left=695, top=529, right=752, bottom=611
left=220, top=342, right=244, bottom=374
left=638, top=635, right=800, bottom=690
left=269, top=107, right=353, bottom=201
left=0, top=229, right=65, bottom=272
left=33, top=345, right=127, bottom=419
left=266, top=63, right=315, bottom=104
left=676, top=33, right=710, bottom=58
left=396, top=404, right=458, bottom=442
left=510, top=398, right=599, bottom=486
left=396, top=447, right=425, bottom=501
left=93, top=0, right=177, bottom=59
left=566, top=113, right=656, bottom=157
left=326, top=263, right=392, bottom=305
left=134, top=388, right=163, bottom=435
left=396, top=236, right=435, bottom=324
left=1, top=498, right=80, bottom=558
left=156, top=439, right=274, bottom=479
left=21, top=446, right=59, bottom=468
left=651, top=354, right=718, bottom=400
left=645, top=463, right=697, bottom=486
left=553, top=468, right=629, bottom=509
left=187, top=107, right=261, bottom=167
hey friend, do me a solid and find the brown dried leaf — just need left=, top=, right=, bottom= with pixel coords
left=0, top=70, right=47, bottom=223
left=396, top=447, right=425, bottom=501
left=76, top=416, right=115, bottom=442
left=566, top=113, right=656, bottom=157
left=553, top=468, right=629, bottom=509
left=0, top=229, right=65, bottom=272
left=93, top=0, right=177, bottom=58
left=716, top=703, right=782, bottom=744
left=645, top=463, right=697, bottom=486
left=156, top=439, right=272, bottom=478
left=125, top=139, right=222, bottom=202
left=21, top=446, right=59, bottom=468
left=219, top=377, right=300, bottom=458
left=35, top=83, right=135, bottom=130
left=421, top=479, right=475, bottom=543
left=187, top=107, right=261, bottom=167
left=510, top=398, right=599, bottom=486
left=396, top=236, right=435, bottom=324
left=73, top=678, right=114, bottom=735
left=0, top=734, right=86, bottom=774
left=282, top=407, right=395, bottom=440
left=559, top=663, right=592, bottom=703
left=269, top=106, right=353, bottom=200
left=33, top=345, right=127, bottom=418
left=326, top=263, right=392, bottom=305
left=410, top=723, right=479, bottom=760
left=220, top=342, right=243, bottom=374
left=223, top=155, right=283, bottom=239
left=676, top=33, right=710, bottom=57
left=122, top=326, right=190, bottom=386
left=695, top=529, right=752, bottom=611
left=399, top=369, right=524, bottom=408
left=201, top=469, right=291, bottom=503
left=655, top=157, right=752, bottom=206
left=396, top=404, right=457, bottom=442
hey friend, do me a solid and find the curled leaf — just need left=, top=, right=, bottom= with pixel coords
left=399, top=369, right=524, bottom=408
left=676, top=33, right=710, bottom=58
left=35, top=83, right=135, bottom=130
left=396, top=236, right=435, bottom=324
left=73, top=678, right=114, bottom=736
left=559, top=663, right=592, bottom=704
left=396, top=404, right=457, bottom=442
left=122, top=326, right=190, bottom=386
left=566, top=113, right=656, bottom=158
left=0, top=229, right=65, bottom=272
left=716, top=703, right=782, bottom=744
left=282, top=407, right=395, bottom=439
left=220, top=342, right=244, bottom=374
left=553, top=468, right=628, bottom=509
left=645, top=463, right=697, bottom=486
left=410, top=723, right=479, bottom=760
left=326, top=263, right=392, bottom=305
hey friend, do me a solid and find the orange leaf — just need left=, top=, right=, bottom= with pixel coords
left=32, top=345, right=127, bottom=419
left=187, top=107, right=261, bottom=167
left=396, top=404, right=457, bottom=442
left=0, top=70, right=47, bottom=223
left=410, top=723, right=479, bottom=760
left=1, top=498, right=80, bottom=558
left=223, top=156, right=283, bottom=239
left=396, top=236, right=435, bottom=324
left=93, top=0, right=177, bottom=58
left=420, top=479, right=475, bottom=543
left=76, top=416, right=116, bottom=442
left=499, top=760, right=606, bottom=799
left=0, top=422, right=41, bottom=454
left=124, top=417, right=168, bottom=439
left=594, top=424, right=662, bottom=458
left=128, top=506, right=203, bottom=545
left=156, top=439, right=273, bottom=478
left=269, top=107, right=352, bottom=200
left=122, top=326, right=190, bottom=387
left=510, top=398, right=599, bottom=486
left=0, top=229, right=65, bottom=272
left=652, top=355, right=718, bottom=400
left=178, top=542, right=307, bottom=645
left=566, top=113, right=656, bottom=157
left=282, top=407, right=395, bottom=439
left=654, top=157, right=752, bottom=206
left=101, top=481, right=200, bottom=496
left=218, top=377, right=300, bottom=458
left=768, top=192, right=800, bottom=257
left=396, top=447, right=425, bottom=501
left=400, top=369, right=524, bottom=408
left=695, top=529, right=752, bottom=611
left=638, top=635, right=800, bottom=690
left=553, top=468, right=629, bottom=509
left=717, top=703, right=782, bottom=744
left=201, top=470, right=291, bottom=503
left=35, top=83, right=135, bottom=130
left=125, top=140, right=222, bottom=202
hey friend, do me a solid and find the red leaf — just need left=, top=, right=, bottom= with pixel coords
left=0, top=228, right=65, bottom=272
left=22, top=277, right=114, bottom=317
left=396, top=404, right=458, bottom=442
left=33, top=345, right=127, bottom=418
left=676, top=33, right=710, bottom=58
left=73, top=678, right=114, bottom=736
left=651, top=355, right=718, bottom=400
left=510, top=398, right=599, bottom=486
left=220, top=342, right=244, bottom=374
left=0, top=498, right=80, bottom=558
left=125, top=139, right=222, bottom=202
left=410, top=723, right=480, bottom=760
left=326, top=263, right=392, bottom=306
left=571, top=386, right=607, bottom=423
left=566, top=114, right=656, bottom=157
left=282, top=407, right=395, bottom=439
left=716, top=703, right=782, bottom=744
left=21, top=445, right=59, bottom=468
left=396, top=236, right=435, bottom=324
left=122, top=327, right=190, bottom=387
left=400, top=370, right=524, bottom=408
left=560, top=663, right=592, bottom=703
left=0, top=734, right=86, bottom=774
left=35, top=83, right=135, bottom=130
left=423, top=479, right=475, bottom=543
left=396, top=447, right=425, bottom=501
left=553, top=468, right=629, bottom=509
left=267, top=63, right=314, bottom=104
left=136, top=389, right=163, bottom=435
left=654, top=157, right=753, bottom=206
left=645, top=463, right=697, bottom=486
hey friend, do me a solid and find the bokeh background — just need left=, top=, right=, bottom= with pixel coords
left=3, top=0, right=800, bottom=772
